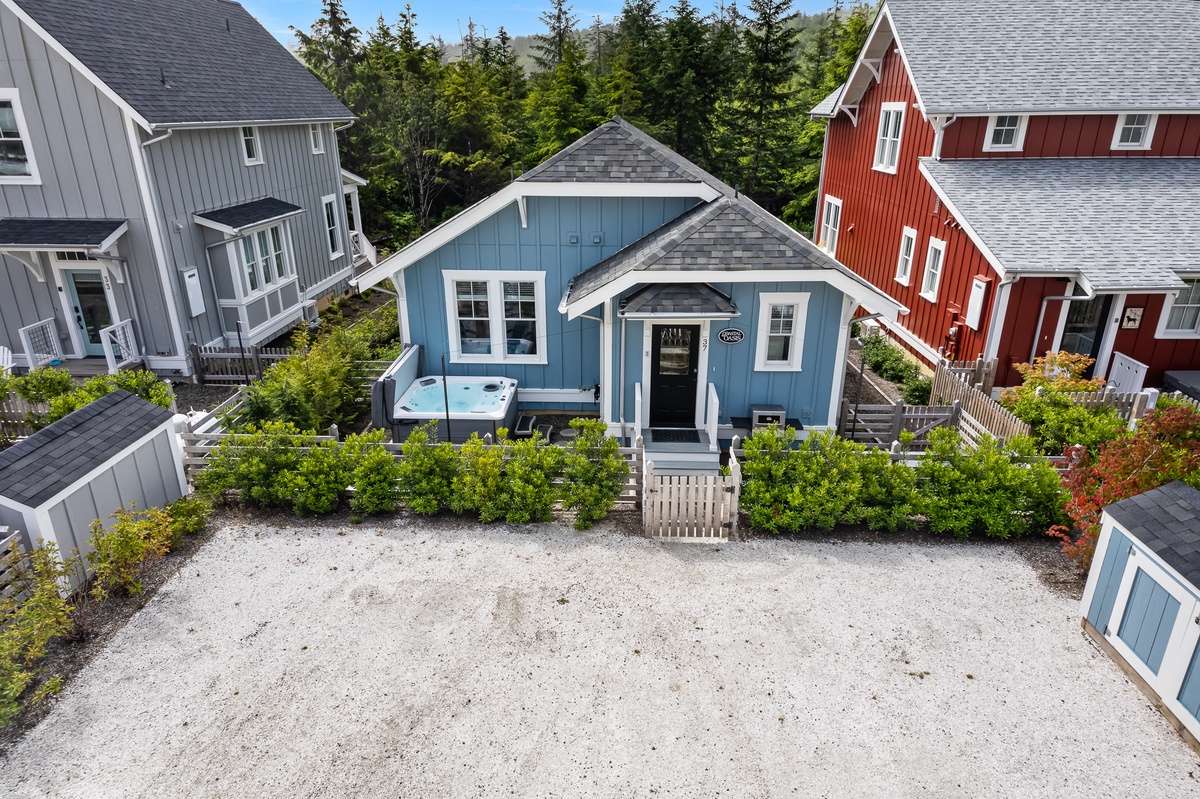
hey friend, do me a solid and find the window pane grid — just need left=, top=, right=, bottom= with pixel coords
left=324, top=199, right=340, bottom=255
left=766, top=304, right=795, bottom=362
left=0, top=100, right=31, bottom=177
left=1119, top=114, right=1151, bottom=146
left=991, top=115, right=1021, bottom=147
left=875, top=108, right=903, bottom=170
left=503, top=281, right=537, bottom=355
left=456, top=281, right=492, bottom=355
left=241, top=127, right=258, bottom=161
left=897, top=232, right=914, bottom=280
left=821, top=199, right=840, bottom=254
left=1167, top=279, right=1200, bottom=332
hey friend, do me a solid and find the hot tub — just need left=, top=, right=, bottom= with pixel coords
left=389, top=375, right=519, bottom=443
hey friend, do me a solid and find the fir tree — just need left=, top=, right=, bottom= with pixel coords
left=532, top=0, right=581, bottom=71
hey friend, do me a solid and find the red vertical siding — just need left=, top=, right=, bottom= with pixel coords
left=1110, top=295, right=1200, bottom=386
left=818, top=46, right=998, bottom=366
left=993, top=277, right=1071, bottom=386
left=940, top=113, right=1200, bottom=159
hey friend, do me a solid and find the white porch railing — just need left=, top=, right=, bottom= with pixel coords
left=100, top=319, right=142, bottom=374
left=633, top=382, right=642, bottom=438
left=17, top=318, right=62, bottom=368
left=705, top=383, right=719, bottom=452
left=350, top=230, right=377, bottom=267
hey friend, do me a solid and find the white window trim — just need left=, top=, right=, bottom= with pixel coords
left=982, top=114, right=1029, bottom=152
left=310, top=123, right=324, bottom=155
left=0, top=88, right=41, bottom=185
left=1155, top=277, right=1200, bottom=339
left=322, top=193, right=343, bottom=261
left=442, top=270, right=549, bottom=365
left=895, top=226, right=917, bottom=286
left=819, top=195, right=842, bottom=256
left=237, top=222, right=295, bottom=300
left=241, top=126, right=263, bottom=166
left=754, top=292, right=810, bottom=372
left=1110, top=113, right=1158, bottom=151
left=872, top=101, right=906, bottom=174
left=919, top=237, right=946, bottom=303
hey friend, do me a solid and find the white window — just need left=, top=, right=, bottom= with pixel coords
left=819, top=196, right=842, bottom=256
left=0, top=89, right=39, bottom=184
left=754, top=292, right=810, bottom=372
left=873, top=102, right=905, bottom=173
left=310, top=123, right=324, bottom=155
left=241, top=126, right=262, bottom=165
left=322, top=194, right=342, bottom=259
left=895, top=226, right=917, bottom=285
left=238, top=223, right=291, bottom=296
left=1159, top=278, right=1200, bottom=337
left=1111, top=113, right=1157, bottom=150
left=983, top=114, right=1028, bottom=152
left=919, top=237, right=946, bottom=302
left=442, top=271, right=548, bottom=364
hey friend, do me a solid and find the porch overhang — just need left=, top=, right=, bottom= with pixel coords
left=618, top=283, right=740, bottom=319
left=193, top=197, right=305, bottom=237
left=0, top=218, right=128, bottom=252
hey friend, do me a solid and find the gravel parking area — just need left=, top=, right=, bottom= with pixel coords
left=3, top=518, right=1199, bottom=798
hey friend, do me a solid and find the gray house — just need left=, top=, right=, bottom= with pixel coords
left=0, top=0, right=375, bottom=377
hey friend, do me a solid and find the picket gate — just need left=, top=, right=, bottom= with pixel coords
left=642, top=459, right=740, bottom=540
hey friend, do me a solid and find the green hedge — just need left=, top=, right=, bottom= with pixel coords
left=8, top=367, right=172, bottom=429
left=741, top=425, right=1067, bottom=538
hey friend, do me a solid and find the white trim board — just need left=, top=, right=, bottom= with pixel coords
left=875, top=314, right=942, bottom=364
left=304, top=265, right=354, bottom=301
left=640, top=319, right=710, bottom=430
left=351, top=181, right=723, bottom=292
left=517, top=388, right=599, bottom=404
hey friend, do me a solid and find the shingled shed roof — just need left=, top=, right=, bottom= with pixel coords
left=920, top=157, right=1198, bottom=291
left=565, top=194, right=858, bottom=305
left=519, top=116, right=735, bottom=193
left=619, top=284, right=739, bottom=318
left=0, top=390, right=174, bottom=508
left=1107, top=482, right=1200, bottom=589
left=10, top=0, right=352, bottom=127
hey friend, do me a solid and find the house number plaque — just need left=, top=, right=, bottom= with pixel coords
left=717, top=328, right=744, bottom=344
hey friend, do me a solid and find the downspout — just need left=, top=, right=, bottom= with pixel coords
left=140, top=128, right=174, bottom=149
left=334, top=120, right=356, bottom=133
left=931, top=115, right=957, bottom=160
left=1030, top=294, right=1093, bottom=364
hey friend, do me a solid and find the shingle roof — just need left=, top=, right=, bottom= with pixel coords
left=886, top=0, right=1200, bottom=113
left=194, top=197, right=304, bottom=233
left=920, top=157, right=1197, bottom=292
left=809, top=84, right=844, bottom=118
left=13, top=0, right=353, bottom=127
left=0, top=390, right=174, bottom=508
left=619, top=284, right=739, bottom=318
left=0, top=218, right=125, bottom=248
left=519, top=116, right=735, bottom=193
left=1106, top=482, right=1200, bottom=589
left=567, top=195, right=859, bottom=304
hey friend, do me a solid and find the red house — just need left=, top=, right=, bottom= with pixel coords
left=810, top=0, right=1200, bottom=389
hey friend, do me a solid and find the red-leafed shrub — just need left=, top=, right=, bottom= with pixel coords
left=1051, top=406, right=1200, bottom=569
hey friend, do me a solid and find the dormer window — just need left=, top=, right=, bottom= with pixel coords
left=873, top=102, right=905, bottom=173
left=1111, top=113, right=1157, bottom=150
left=983, top=115, right=1028, bottom=152
left=241, top=126, right=263, bottom=165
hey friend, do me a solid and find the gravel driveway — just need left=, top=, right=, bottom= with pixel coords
left=3, top=518, right=1198, bottom=798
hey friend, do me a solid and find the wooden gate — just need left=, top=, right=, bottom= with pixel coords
left=642, top=459, right=741, bottom=540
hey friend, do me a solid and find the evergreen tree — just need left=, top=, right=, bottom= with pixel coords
left=655, top=0, right=722, bottom=164
left=526, top=37, right=595, bottom=160
left=531, top=0, right=580, bottom=71
left=604, top=0, right=663, bottom=124
left=291, top=0, right=361, bottom=102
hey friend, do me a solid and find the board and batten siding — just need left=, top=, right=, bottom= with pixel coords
left=616, top=280, right=845, bottom=429
left=144, top=122, right=350, bottom=347
left=401, top=195, right=698, bottom=404
left=940, top=113, right=1200, bottom=160
left=817, top=45, right=999, bottom=368
left=0, top=3, right=176, bottom=358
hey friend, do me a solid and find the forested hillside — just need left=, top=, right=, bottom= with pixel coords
left=293, top=0, right=872, bottom=252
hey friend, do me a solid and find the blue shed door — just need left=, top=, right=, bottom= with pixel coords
left=1117, top=568, right=1180, bottom=675
left=1178, top=641, right=1200, bottom=722
left=1087, top=529, right=1131, bottom=631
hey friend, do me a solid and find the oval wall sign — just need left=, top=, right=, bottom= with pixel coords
left=717, top=328, right=745, bottom=344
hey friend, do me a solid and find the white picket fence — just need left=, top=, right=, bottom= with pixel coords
left=642, top=458, right=741, bottom=540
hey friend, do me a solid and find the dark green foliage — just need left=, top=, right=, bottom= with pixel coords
left=282, top=440, right=353, bottom=515
left=1001, top=388, right=1126, bottom=455
left=914, top=429, right=1068, bottom=539
left=501, top=435, right=565, bottom=523
left=9, top=367, right=173, bottom=429
left=11, top=366, right=74, bottom=405
left=860, top=331, right=921, bottom=384
left=561, top=418, right=631, bottom=529
left=195, top=422, right=315, bottom=508
left=345, top=431, right=403, bottom=514
left=397, top=423, right=458, bottom=514
left=902, top=376, right=932, bottom=406
left=449, top=433, right=507, bottom=521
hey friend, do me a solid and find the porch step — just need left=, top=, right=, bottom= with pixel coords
left=648, top=458, right=722, bottom=476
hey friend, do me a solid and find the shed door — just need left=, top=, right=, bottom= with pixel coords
left=1177, top=640, right=1200, bottom=723
left=1117, top=567, right=1180, bottom=675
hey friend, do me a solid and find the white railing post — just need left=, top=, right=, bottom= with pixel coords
left=633, top=382, right=642, bottom=438
left=17, top=318, right=62, bottom=368
left=706, top=383, right=719, bottom=452
left=99, top=319, right=141, bottom=374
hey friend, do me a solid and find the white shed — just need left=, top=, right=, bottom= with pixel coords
left=0, top=390, right=186, bottom=562
left=1082, top=481, right=1200, bottom=753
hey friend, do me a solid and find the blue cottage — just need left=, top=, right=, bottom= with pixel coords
left=1082, top=481, right=1200, bottom=753
left=355, top=118, right=905, bottom=462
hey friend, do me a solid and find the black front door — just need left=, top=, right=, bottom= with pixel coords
left=1059, top=296, right=1114, bottom=378
left=649, top=324, right=699, bottom=427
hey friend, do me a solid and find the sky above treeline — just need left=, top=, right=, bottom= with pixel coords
left=246, top=0, right=833, bottom=45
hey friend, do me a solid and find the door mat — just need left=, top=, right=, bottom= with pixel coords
left=650, top=428, right=700, bottom=444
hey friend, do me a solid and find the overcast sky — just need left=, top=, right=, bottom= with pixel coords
left=245, top=0, right=832, bottom=46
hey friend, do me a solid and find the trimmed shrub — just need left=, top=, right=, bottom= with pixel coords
left=11, top=366, right=73, bottom=405
left=914, top=428, right=1067, bottom=540
left=397, top=422, right=457, bottom=514
left=1000, top=352, right=1126, bottom=455
left=901, top=376, right=932, bottom=405
left=344, top=431, right=403, bottom=515
left=500, top=434, right=564, bottom=524
left=195, top=422, right=315, bottom=508
left=282, top=440, right=352, bottom=515
left=861, top=331, right=921, bottom=384
left=560, top=418, right=630, bottom=530
left=449, top=433, right=506, bottom=521
left=87, top=506, right=175, bottom=599
left=0, top=539, right=74, bottom=726
left=165, top=497, right=211, bottom=544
